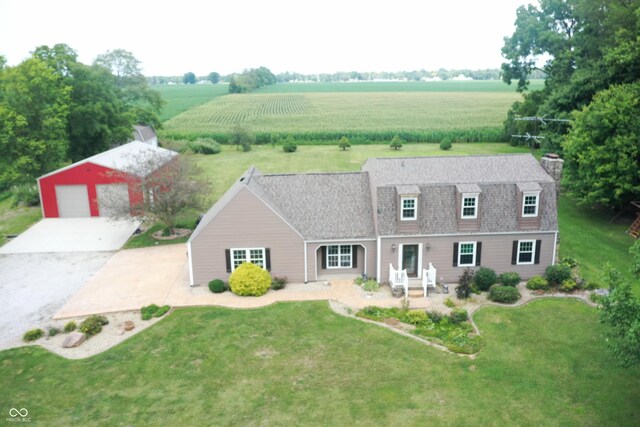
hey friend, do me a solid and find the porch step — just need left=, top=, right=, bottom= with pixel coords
left=407, top=289, right=424, bottom=298
left=628, top=214, right=640, bottom=238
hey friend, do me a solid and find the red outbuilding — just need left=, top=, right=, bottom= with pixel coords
left=38, top=141, right=177, bottom=218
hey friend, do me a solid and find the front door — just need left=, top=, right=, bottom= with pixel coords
left=402, top=244, right=419, bottom=277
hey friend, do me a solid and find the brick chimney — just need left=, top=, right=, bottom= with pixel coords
left=540, top=153, right=564, bottom=196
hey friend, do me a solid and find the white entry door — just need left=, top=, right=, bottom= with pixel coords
left=96, top=184, right=130, bottom=217
left=55, top=185, right=91, bottom=218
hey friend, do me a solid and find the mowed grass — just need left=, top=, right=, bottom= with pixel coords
left=154, top=84, right=229, bottom=121
left=1, top=300, right=638, bottom=425
left=0, top=195, right=40, bottom=246
left=163, top=91, right=521, bottom=135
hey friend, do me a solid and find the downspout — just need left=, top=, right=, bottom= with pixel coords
left=187, top=241, right=194, bottom=287
left=376, top=236, right=381, bottom=281
left=552, top=231, right=558, bottom=265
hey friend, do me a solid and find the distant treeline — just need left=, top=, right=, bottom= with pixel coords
left=147, top=68, right=546, bottom=85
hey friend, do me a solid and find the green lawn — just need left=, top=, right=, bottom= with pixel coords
left=1, top=300, right=638, bottom=425
left=0, top=195, right=40, bottom=246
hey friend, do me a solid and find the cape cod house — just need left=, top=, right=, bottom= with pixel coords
left=188, top=154, right=562, bottom=291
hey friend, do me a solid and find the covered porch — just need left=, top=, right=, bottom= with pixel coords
left=305, top=240, right=376, bottom=283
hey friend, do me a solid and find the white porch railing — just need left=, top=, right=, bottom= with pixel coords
left=389, top=263, right=408, bottom=297
left=422, top=262, right=437, bottom=297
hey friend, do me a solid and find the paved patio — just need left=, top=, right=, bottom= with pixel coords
left=54, top=243, right=464, bottom=319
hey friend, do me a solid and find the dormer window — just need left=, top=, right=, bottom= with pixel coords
left=461, top=194, right=478, bottom=219
left=401, top=196, right=417, bottom=220
left=522, top=192, right=540, bottom=217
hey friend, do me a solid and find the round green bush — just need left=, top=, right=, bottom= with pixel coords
left=488, top=285, right=521, bottom=304
left=282, top=142, right=297, bottom=152
left=23, top=328, right=44, bottom=342
left=208, top=279, right=226, bottom=293
left=439, top=138, right=452, bottom=150
left=545, top=264, right=572, bottom=287
left=560, top=279, right=578, bottom=292
left=474, top=267, right=498, bottom=291
left=402, top=310, right=429, bottom=325
left=526, top=275, right=549, bottom=291
left=189, top=138, right=221, bottom=155
left=229, top=262, right=272, bottom=296
left=63, top=321, right=77, bottom=333
left=449, top=308, right=469, bottom=324
left=79, top=315, right=108, bottom=336
left=498, top=272, right=521, bottom=287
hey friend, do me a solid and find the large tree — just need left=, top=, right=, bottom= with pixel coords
left=563, top=83, right=640, bottom=208
left=0, top=58, right=70, bottom=188
left=93, top=49, right=164, bottom=128
left=183, top=72, right=196, bottom=85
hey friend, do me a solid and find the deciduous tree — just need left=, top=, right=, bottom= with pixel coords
left=183, top=72, right=196, bottom=85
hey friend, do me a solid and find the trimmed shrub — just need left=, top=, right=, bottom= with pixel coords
left=402, top=310, right=429, bottom=325
left=474, top=267, right=498, bottom=292
left=456, top=268, right=474, bottom=299
left=188, top=138, right=221, bottom=155
left=79, top=315, right=108, bottom=336
left=271, top=276, right=288, bottom=290
left=390, top=135, right=403, bottom=150
left=560, top=279, right=578, bottom=292
left=545, top=264, right=572, bottom=287
left=439, top=137, right=452, bottom=150
left=23, top=328, right=44, bottom=342
left=229, top=262, right=272, bottom=296
left=498, top=272, right=521, bottom=287
left=282, top=142, right=297, bottom=152
left=208, top=279, right=226, bottom=293
left=488, top=285, right=521, bottom=304
left=426, top=310, right=444, bottom=323
left=48, top=327, right=60, bottom=337
left=449, top=308, right=469, bottom=324
left=63, top=321, right=77, bottom=333
left=526, top=275, right=549, bottom=291
left=141, top=304, right=171, bottom=320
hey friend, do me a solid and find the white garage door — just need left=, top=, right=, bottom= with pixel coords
left=55, top=185, right=91, bottom=218
left=96, top=184, right=130, bottom=217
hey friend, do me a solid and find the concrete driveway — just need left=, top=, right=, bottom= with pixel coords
left=0, top=252, right=113, bottom=350
left=0, top=218, right=140, bottom=254
left=54, top=244, right=188, bottom=319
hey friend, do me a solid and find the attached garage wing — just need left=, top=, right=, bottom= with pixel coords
left=96, top=184, right=130, bottom=217
left=55, top=185, right=91, bottom=218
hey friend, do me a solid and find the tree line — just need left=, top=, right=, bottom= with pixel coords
left=502, top=0, right=640, bottom=209
left=0, top=45, right=162, bottom=192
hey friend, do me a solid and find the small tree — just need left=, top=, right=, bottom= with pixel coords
left=338, top=136, right=350, bottom=151
left=183, top=72, right=196, bottom=84
left=207, top=72, right=220, bottom=84
left=440, top=138, right=452, bottom=150
left=282, top=135, right=297, bottom=153
left=390, top=135, right=403, bottom=150
left=456, top=268, right=474, bottom=299
left=230, top=125, right=254, bottom=152
left=102, top=151, right=210, bottom=233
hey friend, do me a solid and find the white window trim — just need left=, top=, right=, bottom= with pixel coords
left=231, top=247, right=266, bottom=271
left=326, top=245, right=352, bottom=269
left=517, top=240, right=536, bottom=265
left=400, top=196, right=418, bottom=221
left=461, top=193, right=479, bottom=219
left=458, top=241, right=477, bottom=267
left=522, top=191, right=540, bottom=218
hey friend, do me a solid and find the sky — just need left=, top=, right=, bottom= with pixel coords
left=0, top=0, right=535, bottom=76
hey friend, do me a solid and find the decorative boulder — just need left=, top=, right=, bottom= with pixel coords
left=124, top=321, right=135, bottom=331
left=61, top=332, right=86, bottom=348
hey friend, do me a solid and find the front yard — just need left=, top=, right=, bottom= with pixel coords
left=1, top=300, right=638, bottom=426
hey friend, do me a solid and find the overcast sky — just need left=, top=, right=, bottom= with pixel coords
left=0, top=0, right=534, bottom=76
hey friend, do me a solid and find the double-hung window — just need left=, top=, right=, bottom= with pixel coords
left=458, top=242, right=476, bottom=266
left=232, top=248, right=265, bottom=270
left=517, top=240, right=535, bottom=265
left=401, top=196, right=417, bottom=220
left=461, top=194, right=478, bottom=219
left=522, top=192, right=540, bottom=217
left=327, top=245, right=352, bottom=268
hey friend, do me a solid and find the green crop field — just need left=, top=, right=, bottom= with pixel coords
left=155, top=84, right=229, bottom=121
left=162, top=91, right=521, bottom=142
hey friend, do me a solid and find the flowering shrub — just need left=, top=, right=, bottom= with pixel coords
left=229, top=262, right=272, bottom=296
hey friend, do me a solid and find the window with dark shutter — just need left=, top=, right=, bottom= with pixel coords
left=265, top=248, right=271, bottom=271
left=475, top=242, right=482, bottom=266
left=534, top=240, right=541, bottom=264
left=452, top=243, right=459, bottom=267
left=225, top=249, right=231, bottom=273
left=352, top=245, right=358, bottom=268
left=511, top=241, right=518, bottom=265
left=321, top=246, right=327, bottom=269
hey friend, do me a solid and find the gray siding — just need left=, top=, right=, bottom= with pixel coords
left=190, top=187, right=304, bottom=285
left=307, top=241, right=377, bottom=282
left=379, top=232, right=556, bottom=283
